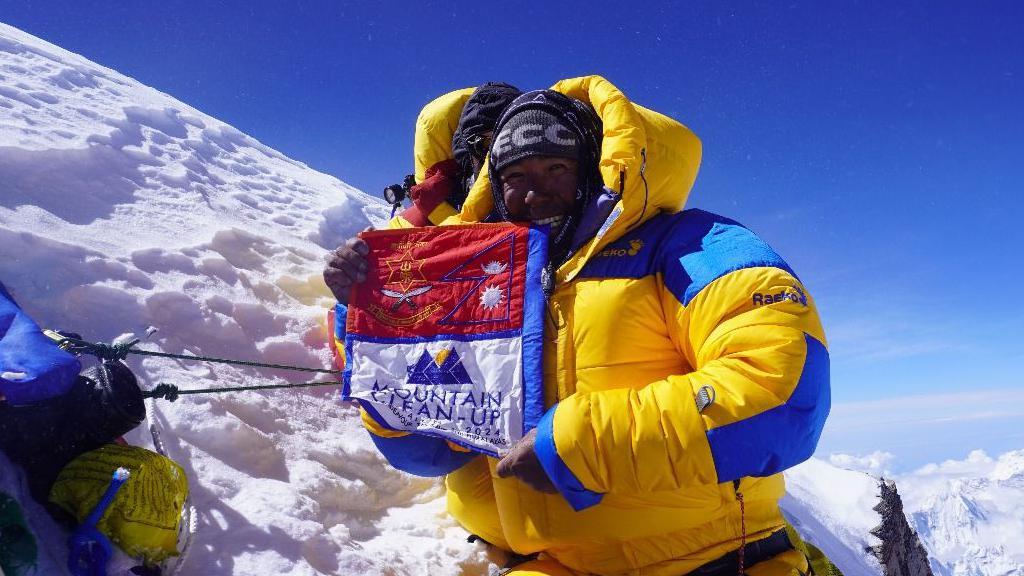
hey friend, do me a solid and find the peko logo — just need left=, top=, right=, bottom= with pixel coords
left=598, top=239, right=644, bottom=258
left=752, top=285, right=807, bottom=307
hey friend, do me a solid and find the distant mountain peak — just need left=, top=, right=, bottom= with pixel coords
left=992, top=450, right=1024, bottom=483
left=871, top=479, right=935, bottom=576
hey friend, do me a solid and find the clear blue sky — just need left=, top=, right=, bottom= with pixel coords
left=3, top=1, right=1022, bottom=469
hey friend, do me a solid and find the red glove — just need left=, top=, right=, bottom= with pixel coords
left=408, top=159, right=460, bottom=216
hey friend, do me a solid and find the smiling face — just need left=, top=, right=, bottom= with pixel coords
left=498, top=156, right=579, bottom=225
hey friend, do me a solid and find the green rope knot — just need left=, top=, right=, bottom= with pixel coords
left=142, top=380, right=341, bottom=401
left=55, top=335, right=137, bottom=362
left=144, top=384, right=181, bottom=402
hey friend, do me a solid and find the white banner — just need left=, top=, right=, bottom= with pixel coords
left=347, top=337, right=525, bottom=456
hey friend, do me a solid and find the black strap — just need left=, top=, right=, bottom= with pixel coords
left=688, top=529, right=793, bottom=576
left=471, top=528, right=791, bottom=576
left=467, top=534, right=539, bottom=574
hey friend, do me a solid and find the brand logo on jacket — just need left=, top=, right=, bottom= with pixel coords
left=752, top=285, right=807, bottom=307
left=597, top=239, right=644, bottom=258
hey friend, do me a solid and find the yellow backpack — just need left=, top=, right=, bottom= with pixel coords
left=49, top=443, right=188, bottom=565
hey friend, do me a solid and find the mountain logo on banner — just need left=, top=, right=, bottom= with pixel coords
left=407, top=348, right=473, bottom=385
left=439, top=232, right=515, bottom=325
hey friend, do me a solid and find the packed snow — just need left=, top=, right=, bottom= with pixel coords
left=1, top=21, right=1021, bottom=576
left=0, top=21, right=489, bottom=575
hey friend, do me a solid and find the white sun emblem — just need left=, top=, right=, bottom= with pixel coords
left=482, top=261, right=508, bottom=275
left=479, top=285, right=504, bottom=310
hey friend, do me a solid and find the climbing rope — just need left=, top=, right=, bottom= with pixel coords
left=144, top=380, right=340, bottom=402
left=49, top=332, right=340, bottom=374
left=46, top=332, right=342, bottom=402
left=737, top=487, right=746, bottom=576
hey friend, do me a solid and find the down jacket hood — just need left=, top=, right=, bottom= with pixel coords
left=412, top=87, right=475, bottom=184
left=455, top=75, right=702, bottom=282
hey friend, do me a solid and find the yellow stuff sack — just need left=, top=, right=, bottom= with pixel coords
left=49, top=443, right=188, bottom=564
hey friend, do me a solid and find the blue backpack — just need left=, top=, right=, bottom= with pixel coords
left=0, top=281, right=80, bottom=406
left=1, top=281, right=145, bottom=503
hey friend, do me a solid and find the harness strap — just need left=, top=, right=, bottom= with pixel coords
left=687, top=529, right=793, bottom=576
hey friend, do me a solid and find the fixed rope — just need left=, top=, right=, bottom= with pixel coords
left=48, top=332, right=342, bottom=402
left=144, top=381, right=341, bottom=402
left=50, top=333, right=340, bottom=374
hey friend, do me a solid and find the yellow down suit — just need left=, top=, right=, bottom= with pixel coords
left=385, top=87, right=474, bottom=228
left=343, top=76, right=830, bottom=575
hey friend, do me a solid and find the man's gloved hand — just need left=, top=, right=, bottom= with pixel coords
left=496, top=428, right=557, bottom=494
left=323, top=227, right=373, bottom=304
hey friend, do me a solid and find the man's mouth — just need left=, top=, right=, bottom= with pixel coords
left=532, top=215, right=564, bottom=229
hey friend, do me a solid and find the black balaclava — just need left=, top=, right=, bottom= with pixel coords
left=450, top=82, right=522, bottom=207
left=487, top=90, right=603, bottom=290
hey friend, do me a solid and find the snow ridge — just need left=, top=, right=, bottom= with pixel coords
left=903, top=451, right=1024, bottom=576
left=785, top=451, right=1024, bottom=576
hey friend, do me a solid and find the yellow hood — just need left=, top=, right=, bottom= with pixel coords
left=413, top=87, right=475, bottom=182
left=455, top=75, right=702, bottom=281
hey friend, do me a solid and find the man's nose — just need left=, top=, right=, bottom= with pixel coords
left=522, top=176, right=553, bottom=204
left=524, top=188, right=551, bottom=207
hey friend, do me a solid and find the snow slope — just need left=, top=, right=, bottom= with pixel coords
left=0, top=21, right=490, bottom=575
left=783, top=458, right=884, bottom=575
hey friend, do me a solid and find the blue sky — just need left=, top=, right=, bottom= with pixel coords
left=3, top=1, right=1021, bottom=470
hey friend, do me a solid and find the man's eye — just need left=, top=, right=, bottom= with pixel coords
left=549, top=163, right=567, bottom=173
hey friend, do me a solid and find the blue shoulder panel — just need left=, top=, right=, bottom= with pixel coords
left=0, top=281, right=80, bottom=406
left=368, top=429, right=477, bottom=477
left=577, top=210, right=796, bottom=310
left=534, top=405, right=604, bottom=511
left=576, top=213, right=676, bottom=280
left=660, top=210, right=797, bottom=307
left=706, top=333, right=830, bottom=483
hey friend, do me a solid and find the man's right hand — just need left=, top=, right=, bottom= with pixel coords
left=324, top=227, right=372, bottom=304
